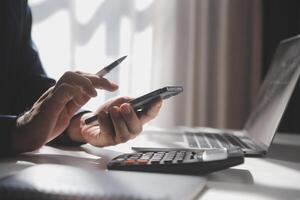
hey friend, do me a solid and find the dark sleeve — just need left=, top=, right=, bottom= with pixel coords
left=0, top=1, right=85, bottom=155
left=0, top=116, right=17, bottom=156
left=0, top=0, right=52, bottom=155
left=14, top=1, right=56, bottom=112
left=21, top=2, right=89, bottom=147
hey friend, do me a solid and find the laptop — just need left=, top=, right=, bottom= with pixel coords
left=132, top=35, right=300, bottom=156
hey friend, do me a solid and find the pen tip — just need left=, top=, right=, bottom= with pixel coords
left=119, top=55, right=127, bottom=62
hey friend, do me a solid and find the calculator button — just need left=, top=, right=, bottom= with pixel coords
left=109, top=160, right=122, bottom=165
left=140, top=153, right=153, bottom=160
left=130, top=153, right=143, bottom=157
left=163, top=160, right=173, bottom=164
left=163, top=152, right=175, bottom=159
left=150, top=159, right=161, bottom=164
left=152, top=153, right=164, bottom=159
left=124, top=160, right=136, bottom=165
left=115, top=158, right=126, bottom=161
left=174, top=152, right=185, bottom=162
left=137, top=159, right=149, bottom=165
left=129, top=156, right=140, bottom=160
left=184, top=152, right=193, bottom=160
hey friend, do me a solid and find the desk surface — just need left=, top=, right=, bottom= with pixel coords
left=1, top=133, right=300, bottom=200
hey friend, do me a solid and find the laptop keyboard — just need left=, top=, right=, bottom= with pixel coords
left=185, top=132, right=252, bottom=149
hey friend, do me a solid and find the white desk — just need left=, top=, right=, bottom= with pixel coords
left=1, top=133, right=300, bottom=200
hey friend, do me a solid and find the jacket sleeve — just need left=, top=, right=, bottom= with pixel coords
left=14, top=1, right=56, bottom=113
left=0, top=0, right=54, bottom=156
left=0, top=116, right=18, bottom=156
left=0, top=1, right=84, bottom=156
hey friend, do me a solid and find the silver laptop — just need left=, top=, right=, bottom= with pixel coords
left=132, top=35, right=300, bottom=156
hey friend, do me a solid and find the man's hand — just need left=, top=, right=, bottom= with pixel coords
left=69, top=96, right=162, bottom=147
left=11, top=71, right=118, bottom=153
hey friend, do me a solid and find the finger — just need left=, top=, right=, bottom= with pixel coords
left=95, top=111, right=116, bottom=146
left=34, top=87, right=53, bottom=105
left=66, top=93, right=91, bottom=116
left=80, top=125, right=106, bottom=147
left=109, top=96, right=131, bottom=106
left=40, top=83, right=82, bottom=119
left=139, top=98, right=162, bottom=124
left=120, top=103, right=142, bottom=138
left=98, top=111, right=115, bottom=136
left=99, top=96, right=131, bottom=111
left=75, top=71, right=119, bottom=91
left=55, top=71, right=97, bottom=97
left=109, top=106, right=131, bottom=143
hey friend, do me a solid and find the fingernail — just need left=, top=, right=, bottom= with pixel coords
left=158, top=101, right=162, bottom=108
left=121, top=104, right=131, bottom=115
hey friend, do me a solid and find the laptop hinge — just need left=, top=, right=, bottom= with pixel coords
left=242, top=130, right=268, bottom=152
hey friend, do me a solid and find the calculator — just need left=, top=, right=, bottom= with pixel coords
left=107, top=148, right=244, bottom=175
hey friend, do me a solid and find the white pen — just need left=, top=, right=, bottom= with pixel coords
left=84, top=56, right=127, bottom=125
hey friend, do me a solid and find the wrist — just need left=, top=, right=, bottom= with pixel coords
left=12, top=112, right=44, bottom=153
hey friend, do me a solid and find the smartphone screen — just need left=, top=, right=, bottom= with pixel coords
left=129, top=86, right=183, bottom=111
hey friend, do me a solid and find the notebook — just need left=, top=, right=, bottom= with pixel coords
left=131, top=35, right=300, bottom=156
left=0, top=164, right=206, bottom=200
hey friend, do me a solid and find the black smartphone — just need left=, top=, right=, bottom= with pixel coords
left=84, top=86, right=183, bottom=125
left=129, top=86, right=183, bottom=111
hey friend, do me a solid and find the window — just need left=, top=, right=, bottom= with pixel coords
left=30, top=0, right=155, bottom=111
left=29, top=0, right=261, bottom=129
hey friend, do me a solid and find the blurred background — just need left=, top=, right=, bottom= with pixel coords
left=28, top=0, right=300, bottom=133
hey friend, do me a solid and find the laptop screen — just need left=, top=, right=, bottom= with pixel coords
left=245, top=35, right=300, bottom=149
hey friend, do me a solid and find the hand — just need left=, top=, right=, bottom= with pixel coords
left=74, top=96, right=162, bottom=147
left=11, top=71, right=118, bottom=153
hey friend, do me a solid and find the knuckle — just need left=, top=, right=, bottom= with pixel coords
left=74, top=70, right=82, bottom=74
left=58, top=83, right=74, bottom=94
left=58, top=83, right=71, bottom=89
left=63, top=71, right=74, bottom=77
left=121, top=96, right=131, bottom=102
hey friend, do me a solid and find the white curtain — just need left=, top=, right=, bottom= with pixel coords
left=30, top=0, right=262, bottom=129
